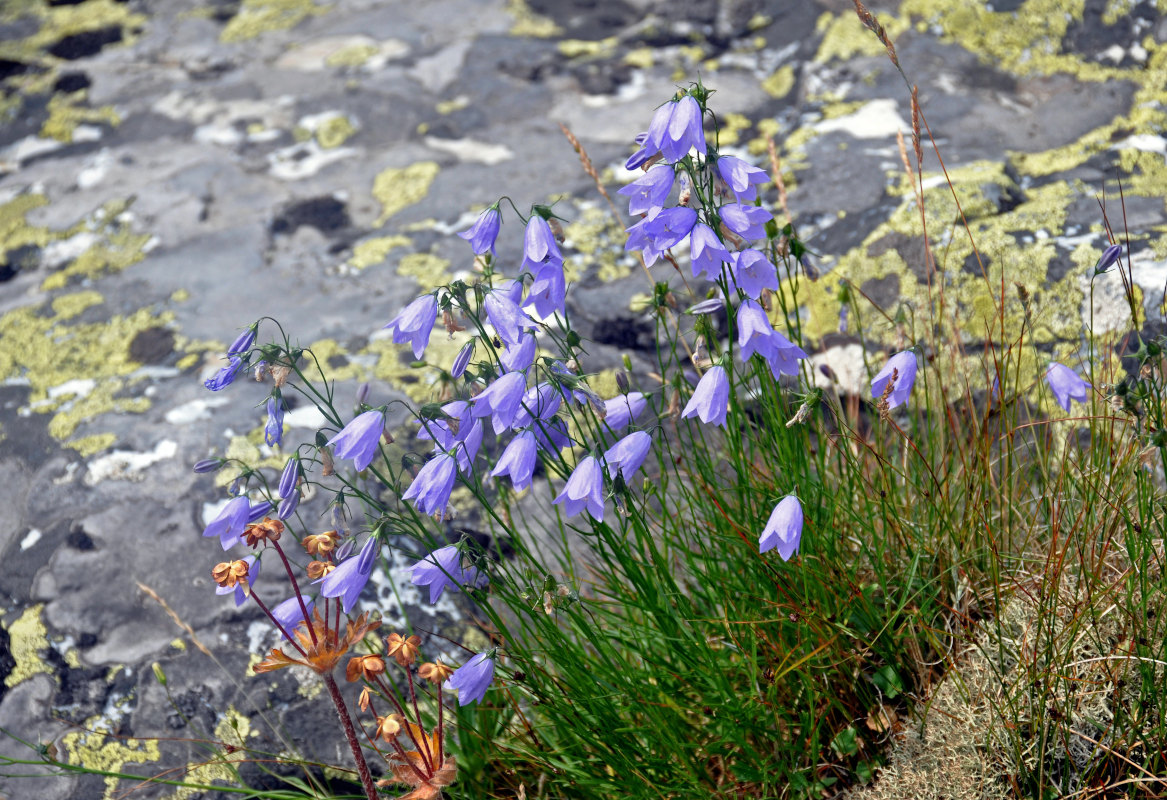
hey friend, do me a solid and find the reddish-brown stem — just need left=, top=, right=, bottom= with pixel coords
left=270, top=539, right=317, bottom=646
left=322, top=674, right=378, bottom=800
left=405, top=670, right=435, bottom=773
left=436, top=684, right=444, bottom=765
left=249, top=593, right=308, bottom=659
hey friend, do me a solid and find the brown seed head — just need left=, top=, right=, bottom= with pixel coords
left=243, top=517, right=284, bottom=548
left=307, top=560, right=335, bottom=580
left=375, top=714, right=402, bottom=742
left=212, top=559, right=251, bottom=589
left=418, top=659, right=455, bottom=685
left=442, top=309, right=465, bottom=335
left=303, top=531, right=339, bottom=556
left=345, top=653, right=387, bottom=683
left=386, top=632, right=421, bottom=667
left=271, top=365, right=292, bottom=388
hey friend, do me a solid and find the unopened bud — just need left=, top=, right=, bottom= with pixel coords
left=193, top=458, right=223, bottom=474
left=152, top=662, right=167, bottom=686
left=616, top=371, right=630, bottom=393
left=355, top=382, right=370, bottom=406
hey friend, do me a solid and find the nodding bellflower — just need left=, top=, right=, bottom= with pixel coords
left=204, top=357, right=244, bottom=392
left=385, top=294, right=439, bottom=361
left=1045, top=362, right=1091, bottom=411
left=716, top=155, right=769, bottom=203
left=491, top=430, right=538, bottom=490
left=627, top=207, right=697, bottom=267
left=682, top=365, right=730, bottom=427
left=720, top=203, right=772, bottom=241
left=617, top=164, right=675, bottom=216
left=646, top=94, right=706, bottom=163
left=523, top=260, right=567, bottom=319
left=483, top=290, right=532, bottom=348
left=690, top=222, right=732, bottom=280
left=202, top=495, right=251, bottom=550
left=470, top=371, right=528, bottom=432
left=458, top=205, right=502, bottom=255
left=264, top=395, right=285, bottom=447
left=227, top=325, right=257, bottom=357
left=216, top=555, right=260, bottom=606
left=524, top=214, right=561, bottom=264
left=533, top=416, right=572, bottom=452
left=759, top=495, right=803, bottom=561
left=553, top=456, right=605, bottom=520
left=511, top=382, right=563, bottom=429
left=603, top=391, right=647, bottom=430
left=320, top=535, right=379, bottom=613
left=449, top=652, right=495, bottom=706
left=326, top=409, right=385, bottom=471
left=271, top=595, right=314, bottom=639
left=453, top=419, right=483, bottom=474
left=730, top=249, right=778, bottom=299
left=500, top=331, right=537, bottom=374
left=603, top=431, right=652, bottom=482
left=410, top=545, right=469, bottom=603
left=871, top=351, right=918, bottom=410
left=403, top=452, right=458, bottom=519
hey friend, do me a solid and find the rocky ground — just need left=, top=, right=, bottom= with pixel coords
left=1, top=0, right=1165, bottom=798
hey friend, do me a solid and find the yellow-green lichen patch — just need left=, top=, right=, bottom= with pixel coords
left=61, top=719, right=162, bottom=800
left=372, top=162, right=440, bottom=226
left=0, top=291, right=174, bottom=452
left=348, top=235, right=411, bottom=270
left=314, top=114, right=355, bottom=149
left=40, top=90, right=120, bottom=143
left=368, top=331, right=473, bottom=404
left=0, top=193, right=54, bottom=253
left=557, top=37, right=618, bottom=59
left=220, top=0, right=332, bottom=43
left=564, top=205, right=630, bottom=284
left=715, top=112, right=753, bottom=147
left=761, top=64, right=796, bottom=99
left=814, top=10, right=909, bottom=64
left=623, top=48, right=654, bottom=69
left=3, top=605, right=55, bottom=688
left=324, top=42, right=378, bottom=68
left=159, top=709, right=250, bottom=799
left=0, top=0, right=146, bottom=69
left=434, top=96, right=469, bottom=115
left=506, top=0, right=562, bottom=38
left=41, top=222, right=153, bottom=291
left=397, top=252, right=452, bottom=289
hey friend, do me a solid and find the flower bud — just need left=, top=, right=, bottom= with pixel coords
left=355, top=382, right=370, bottom=406
left=451, top=341, right=474, bottom=379
left=227, top=325, right=257, bottom=357
left=278, top=458, right=300, bottom=500
left=321, top=446, right=335, bottom=476
left=615, top=371, right=630, bottom=393
left=277, top=491, right=300, bottom=520
left=247, top=500, right=273, bottom=524
left=152, top=662, right=167, bottom=686
left=1094, top=243, right=1123, bottom=275
left=193, top=458, right=223, bottom=474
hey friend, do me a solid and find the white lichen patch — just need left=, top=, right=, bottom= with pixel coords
left=267, top=139, right=357, bottom=181
left=163, top=397, right=230, bottom=425
left=84, top=439, right=177, bottom=485
left=423, top=136, right=514, bottom=165
left=814, top=98, right=908, bottom=139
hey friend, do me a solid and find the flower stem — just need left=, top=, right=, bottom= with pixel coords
left=323, top=673, right=378, bottom=800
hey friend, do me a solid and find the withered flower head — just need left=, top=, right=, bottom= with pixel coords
left=254, top=609, right=381, bottom=676
left=243, top=517, right=284, bottom=548
left=271, top=364, right=292, bottom=388
left=303, top=531, right=339, bottom=556
left=345, top=653, right=386, bottom=683
left=418, top=659, right=454, bottom=685
left=307, top=560, right=335, bottom=581
left=386, top=632, right=421, bottom=667
left=321, top=446, right=335, bottom=477
left=212, top=559, right=251, bottom=589
left=375, top=713, right=402, bottom=742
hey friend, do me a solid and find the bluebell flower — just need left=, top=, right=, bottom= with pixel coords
left=497, top=278, right=525, bottom=307
left=1094, top=243, right=1122, bottom=275
left=278, top=457, right=300, bottom=500
left=326, top=409, right=386, bottom=471
left=759, top=495, right=803, bottom=560
left=690, top=223, right=732, bottom=280
left=277, top=490, right=299, bottom=520
left=602, top=431, right=652, bottom=482
left=248, top=500, right=274, bottom=524
left=625, top=131, right=654, bottom=170
left=227, top=325, right=257, bottom=357
left=646, top=95, right=706, bottom=163
left=320, top=535, right=379, bottom=613
left=216, top=555, right=260, bottom=606
left=624, top=216, right=666, bottom=267
left=451, top=341, right=475, bottom=379
left=627, top=207, right=697, bottom=267
left=524, top=214, right=561, bottom=264
left=553, top=456, right=605, bottom=520
left=271, top=595, right=314, bottom=639
left=458, top=205, right=502, bottom=255
left=205, top=357, right=244, bottom=391
left=491, top=430, right=538, bottom=490
left=617, top=164, right=675, bottom=216
left=193, top=458, right=224, bottom=474
left=512, top=382, right=563, bottom=429
left=730, top=249, right=778, bottom=299
left=410, top=544, right=467, bottom=603
left=523, top=260, right=567, bottom=319
left=720, top=203, right=772, bottom=241
left=453, top=419, right=483, bottom=474
left=264, top=395, right=285, bottom=447
left=716, top=156, right=768, bottom=203
left=682, top=365, right=730, bottom=427
left=603, top=391, right=647, bottom=430
left=758, top=331, right=808, bottom=380
left=483, top=290, right=532, bottom=348
left=871, top=351, right=918, bottom=410
left=736, top=300, right=774, bottom=359
left=500, top=331, right=537, bottom=373
left=449, top=652, right=496, bottom=706
left=403, top=452, right=458, bottom=519
left=385, top=295, right=439, bottom=360
left=687, top=298, right=725, bottom=315
left=1045, top=362, right=1091, bottom=411
left=533, top=417, right=572, bottom=452
left=470, top=371, right=528, bottom=432
left=202, top=496, right=251, bottom=550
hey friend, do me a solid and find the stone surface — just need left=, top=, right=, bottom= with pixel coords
left=1, top=0, right=1165, bottom=797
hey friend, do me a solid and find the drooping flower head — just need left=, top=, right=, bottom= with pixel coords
left=524, top=213, right=561, bottom=264
left=326, top=409, right=386, bottom=471
left=759, top=495, right=803, bottom=561
left=871, top=351, right=918, bottom=410
left=214, top=555, right=260, bottom=606
left=491, top=430, right=538, bottom=490
left=500, top=331, right=537, bottom=374
left=227, top=325, right=258, bottom=357
left=523, top=260, right=567, bottom=319
left=729, top=249, right=778, bottom=299
left=204, top=357, right=244, bottom=392
left=1045, top=362, right=1091, bottom=411
left=716, top=155, right=769, bottom=203
left=203, top=495, right=252, bottom=550
left=271, top=595, right=314, bottom=640
left=264, top=394, right=285, bottom=447
left=603, top=391, right=647, bottom=430
left=449, top=651, right=496, bottom=706
left=646, top=94, right=706, bottom=163
left=617, top=164, right=675, bottom=216
left=720, top=203, right=773, bottom=242
left=470, top=371, right=528, bottom=432
left=553, top=456, right=605, bottom=520
left=602, top=431, right=653, bottom=482
left=458, top=204, right=502, bottom=255
left=682, top=365, right=730, bottom=427
left=690, top=222, right=732, bottom=280
left=626, top=207, right=697, bottom=266
left=403, top=453, right=458, bottom=519
left=483, top=290, right=532, bottom=348
left=410, top=544, right=467, bottom=603
left=320, top=535, right=379, bottom=613
left=385, top=295, right=439, bottom=360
